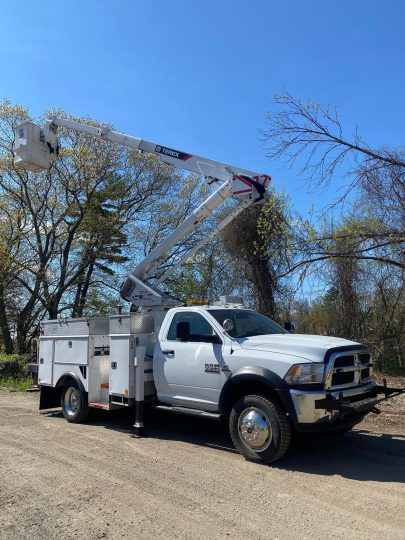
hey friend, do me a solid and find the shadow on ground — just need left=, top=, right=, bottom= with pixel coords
left=44, top=407, right=405, bottom=483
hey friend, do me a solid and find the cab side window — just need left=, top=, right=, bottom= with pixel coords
left=167, top=312, right=218, bottom=342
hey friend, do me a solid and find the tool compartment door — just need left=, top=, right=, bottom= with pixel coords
left=109, top=335, right=135, bottom=397
left=38, top=339, right=54, bottom=385
left=54, top=337, right=89, bottom=365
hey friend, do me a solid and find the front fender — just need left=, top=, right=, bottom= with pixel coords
left=219, top=366, right=296, bottom=420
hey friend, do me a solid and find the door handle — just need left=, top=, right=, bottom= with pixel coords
left=162, top=350, right=174, bottom=355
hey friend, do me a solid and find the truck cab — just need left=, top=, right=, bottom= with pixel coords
left=156, top=305, right=375, bottom=419
left=152, top=305, right=378, bottom=462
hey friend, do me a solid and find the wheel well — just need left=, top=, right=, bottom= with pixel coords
left=221, top=380, right=285, bottom=417
left=55, top=373, right=84, bottom=392
left=55, top=375, right=72, bottom=388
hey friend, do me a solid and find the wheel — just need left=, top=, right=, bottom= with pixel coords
left=61, top=380, right=89, bottom=423
left=229, top=394, right=291, bottom=464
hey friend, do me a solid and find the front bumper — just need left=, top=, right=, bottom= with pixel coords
left=290, top=380, right=405, bottom=431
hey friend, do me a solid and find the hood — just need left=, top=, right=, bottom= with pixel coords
left=237, top=333, right=361, bottom=363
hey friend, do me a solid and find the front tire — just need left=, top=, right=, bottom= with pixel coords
left=61, top=380, right=89, bottom=423
left=229, top=394, right=291, bottom=464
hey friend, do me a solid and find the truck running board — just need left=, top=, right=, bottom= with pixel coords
left=151, top=404, right=221, bottom=420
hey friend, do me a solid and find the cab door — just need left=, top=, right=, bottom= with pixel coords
left=155, top=311, right=224, bottom=410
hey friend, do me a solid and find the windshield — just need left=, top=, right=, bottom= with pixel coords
left=209, top=309, right=286, bottom=338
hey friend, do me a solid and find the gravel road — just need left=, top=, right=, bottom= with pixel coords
left=0, top=390, right=404, bottom=540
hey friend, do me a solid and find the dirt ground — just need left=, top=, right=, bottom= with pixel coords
left=0, top=387, right=404, bottom=540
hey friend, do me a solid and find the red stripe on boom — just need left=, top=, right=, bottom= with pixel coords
left=236, top=175, right=253, bottom=187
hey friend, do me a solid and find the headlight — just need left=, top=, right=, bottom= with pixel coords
left=284, top=363, right=325, bottom=385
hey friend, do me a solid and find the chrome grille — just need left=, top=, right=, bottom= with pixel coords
left=325, top=351, right=372, bottom=390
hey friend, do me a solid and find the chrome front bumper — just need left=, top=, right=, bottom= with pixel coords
left=290, top=380, right=377, bottom=424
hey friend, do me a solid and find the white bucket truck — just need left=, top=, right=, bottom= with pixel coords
left=13, top=117, right=404, bottom=464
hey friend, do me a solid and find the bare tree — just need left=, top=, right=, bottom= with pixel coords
left=261, top=90, right=405, bottom=273
left=263, top=90, right=405, bottom=188
left=261, top=91, right=404, bottom=372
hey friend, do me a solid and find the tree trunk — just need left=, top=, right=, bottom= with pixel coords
left=0, top=284, right=13, bottom=354
left=16, top=316, right=28, bottom=354
left=249, top=257, right=276, bottom=318
left=335, top=240, right=359, bottom=340
left=72, top=260, right=94, bottom=317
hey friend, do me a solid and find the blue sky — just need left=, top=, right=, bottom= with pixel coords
left=1, top=0, right=404, bottom=217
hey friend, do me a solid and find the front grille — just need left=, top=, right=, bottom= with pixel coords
left=334, top=355, right=355, bottom=368
left=327, top=351, right=372, bottom=389
left=331, top=355, right=355, bottom=387
left=332, top=371, right=355, bottom=386
left=361, top=368, right=370, bottom=379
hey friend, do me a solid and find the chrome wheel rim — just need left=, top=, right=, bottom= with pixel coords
left=238, top=407, right=272, bottom=452
left=64, top=387, right=79, bottom=417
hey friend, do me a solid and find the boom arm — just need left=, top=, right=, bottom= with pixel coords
left=13, top=116, right=271, bottom=307
left=155, top=197, right=253, bottom=285
left=42, top=116, right=269, bottom=184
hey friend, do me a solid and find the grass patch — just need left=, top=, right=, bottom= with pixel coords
left=0, top=377, right=33, bottom=392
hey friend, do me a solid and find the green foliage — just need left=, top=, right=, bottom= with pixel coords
left=0, top=353, right=30, bottom=362
left=82, top=290, right=121, bottom=316
left=167, top=262, right=211, bottom=302
left=255, top=190, right=290, bottom=257
left=0, top=376, right=32, bottom=392
left=221, top=188, right=293, bottom=317
left=292, top=284, right=404, bottom=375
left=0, top=354, right=33, bottom=391
left=0, top=354, right=30, bottom=378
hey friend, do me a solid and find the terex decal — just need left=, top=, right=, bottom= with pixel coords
left=155, top=145, right=192, bottom=161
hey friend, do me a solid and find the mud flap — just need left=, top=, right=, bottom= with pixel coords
left=39, top=386, right=62, bottom=410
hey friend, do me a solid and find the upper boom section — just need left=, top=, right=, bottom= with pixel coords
left=13, top=116, right=271, bottom=189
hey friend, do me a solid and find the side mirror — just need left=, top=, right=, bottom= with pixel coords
left=222, top=319, right=234, bottom=333
left=284, top=321, right=295, bottom=333
left=176, top=321, right=190, bottom=341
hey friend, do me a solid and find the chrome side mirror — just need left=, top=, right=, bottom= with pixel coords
left=222, top=319, right=234, bottom=333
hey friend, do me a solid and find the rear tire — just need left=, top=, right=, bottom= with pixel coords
left=229, top=394, right=291, bottom=464
left=61, top=380, right=89, bottom=423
